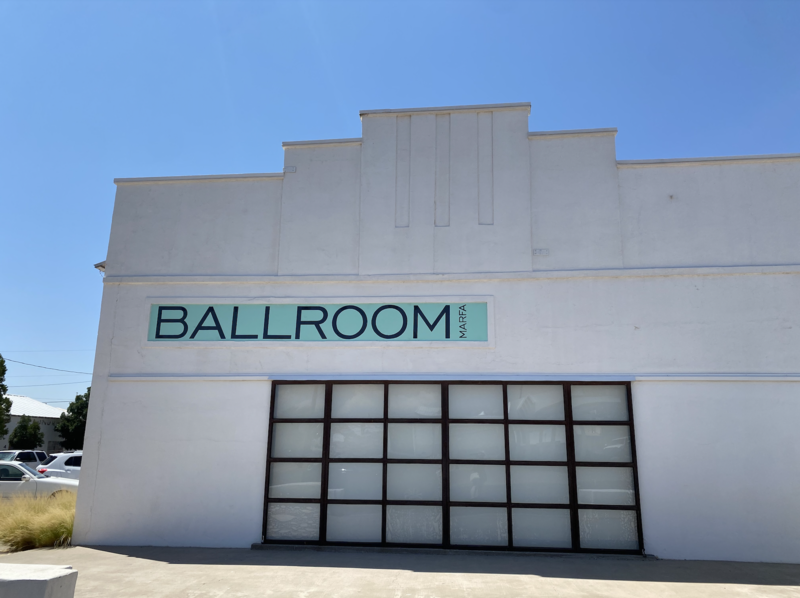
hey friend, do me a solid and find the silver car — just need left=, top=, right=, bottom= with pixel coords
left=0, top=462, right=79, bottom=498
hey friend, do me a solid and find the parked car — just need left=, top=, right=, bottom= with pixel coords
left=0, top=450, right=48, bottom=469
left=0, top=462, right=79, bottom=498
left=37, top=452, right=82, bottom=479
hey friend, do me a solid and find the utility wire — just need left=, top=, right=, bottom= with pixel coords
left=0, top=350, right=94, bottom=353
left=6, top=374, right=86, bottom=378
left=10, top=380, right=92, bottom=388
left=2, top=358, right=92, bottom=375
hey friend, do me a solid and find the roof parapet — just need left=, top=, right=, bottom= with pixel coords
left=617, top=153, right=800, bottom=168
left=528, top=127, right=617, bottom=139
left=113, top=173, right=284, bottom=185
left=360, top=102, right=531, bottom=118
left=282, top=138, right=362, bottom=149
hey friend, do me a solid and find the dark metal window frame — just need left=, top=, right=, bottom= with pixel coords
left=261, top=380, right=644, bottom=555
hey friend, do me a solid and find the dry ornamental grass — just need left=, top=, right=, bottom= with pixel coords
left=0, top=492, right=76, bottom=552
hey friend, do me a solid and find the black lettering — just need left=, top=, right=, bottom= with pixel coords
left=371, top=305, right=408, bottom=339
left=190, top=306, right=226, bottom=339
left=295, top=306, right=328, bottom=340
left=230, top=306, right=258, bottom=339
left=332, top=305, right=368, bottom=340
left=413, top=305, right=450, bottom=339
left=263, top=306, right=292, bottom=340
left=155, top=306, right=188, bottom=339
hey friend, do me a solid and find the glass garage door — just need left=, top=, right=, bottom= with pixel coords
left=262, top=381, right=643, bottom=553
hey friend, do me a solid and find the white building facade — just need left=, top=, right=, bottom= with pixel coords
left=74, top=103, right=800, bottom=563
left=1, top=395, right=66, bottom=453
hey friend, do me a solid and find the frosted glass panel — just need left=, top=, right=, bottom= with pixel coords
left=571, top=385, right=629, bottom=421
left=330, top=423, right=384, bottom=458
left=389, top=384, right=442, bottom=418
left=508, top=425, right=567, bottom=461
left=274, top=384, right=325, bottom=419
left=387, top=464, right=442, bottom=500
left=450, top=464, right=506, bottom=502
left=573, top=425, right=632, bottom=462
left=332, top=384, right=384, bottom=418
left=579, top=509, right=639, bottom=550
left=449, top=424, right=505, bottom=460
left=272, top=423, right=324, bottom=458
left=507, top=385, right=564, bottom=420
left=268, top=463, right=321, bottom=498
left=577, top=467, right=635, bottom=505
left=450, top=507, right=508, bottom=546
left=328, top=463, right=382, bottom=500
left=266, top=503, right=320, bottom=541
left=513, top=509, right=572, bottom=548
left=327, top=504, right=382, bottom=542
left=510, top=466, right=569, bottom=504
left=387, top=506, right=442, bottom=544
left=388, top=424, right=442, bottom=459
left=449, top=385, right=504, bottom=419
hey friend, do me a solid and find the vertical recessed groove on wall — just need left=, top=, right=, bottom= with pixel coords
left=434, top=114, right=450, bottom=227
left=478, top=112, right=494, bottom=225
left=395, top=116, right=411, bottom=228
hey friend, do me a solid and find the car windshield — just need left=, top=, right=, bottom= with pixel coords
left=16, top=462, right=46, bottom=478
left=0, top=452, right=14, bottom=461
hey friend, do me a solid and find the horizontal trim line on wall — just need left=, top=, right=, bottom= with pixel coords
left=104, top=374, right=800, bottom=382
left=528, top=128, right=617, bottom=139
left=282, top=138, right=362, bottom=148
left=101, top=263, right=800, bottom=285
left=114, top=173, right=284, bottom=184
left=617, top=152, right=800, bottom=168
left=360, top=102, right=531, bottom=117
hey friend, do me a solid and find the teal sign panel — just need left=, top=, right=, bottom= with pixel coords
left=148, top=302, right=488, bottom=342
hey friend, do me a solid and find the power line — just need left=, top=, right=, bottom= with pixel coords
left=10, top=380, right=92, bottom=388
left=0, top=350, right=94, bottom=353
left=6, top=374, right=83, bottom=379
left=2, top=358, right=92, bottom=375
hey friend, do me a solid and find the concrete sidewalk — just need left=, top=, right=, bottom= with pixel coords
left=1, top=545, right=799, bottom=598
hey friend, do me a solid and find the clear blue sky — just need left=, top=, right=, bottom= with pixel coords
left=1, top=0, right=798, bottom=406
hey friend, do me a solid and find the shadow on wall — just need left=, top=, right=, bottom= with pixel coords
left=87, top=546, right=800, bottom=586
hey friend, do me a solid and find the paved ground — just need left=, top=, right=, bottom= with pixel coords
left=1, top=545, right=799, bottom=598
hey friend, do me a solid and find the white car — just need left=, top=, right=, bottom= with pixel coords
left=0, top=450, right=49, bottom=469
left=37, top=452, right=82, bottom=480
left=0, top=462, right=79, bottom=498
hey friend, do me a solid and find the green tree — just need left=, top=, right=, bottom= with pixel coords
left=0, top=353, right=11, bottom=439
left=55, top=387, right=90, bottom=450
left=9, top=415, right=45, bottom=449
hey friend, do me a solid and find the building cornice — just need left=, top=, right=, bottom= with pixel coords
left=101, top=263, right=800, bottom=285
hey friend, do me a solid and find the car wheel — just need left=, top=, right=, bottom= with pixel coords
left=49, top=490, right=71, bottom=499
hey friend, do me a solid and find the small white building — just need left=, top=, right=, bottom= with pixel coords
left=75, top=102, right=800, bottom=563
left=1, top=394, right=66, bottom=453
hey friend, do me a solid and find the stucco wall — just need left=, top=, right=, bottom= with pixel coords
left=634, top=381, right=800, bottom=563
left=619, top=160, right=800, bottom=269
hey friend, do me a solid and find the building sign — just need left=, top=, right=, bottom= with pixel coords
left=148, top=302, right=488, bottom=342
